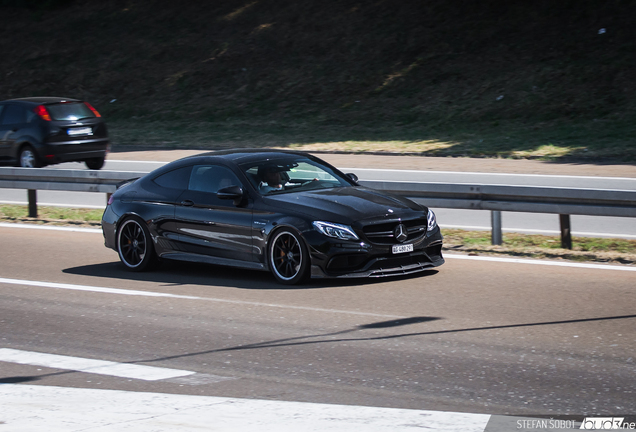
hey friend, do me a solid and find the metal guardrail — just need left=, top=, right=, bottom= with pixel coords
left=0, top=167, right=140, bottom=194
left=358, top=180, right=636, bottom=218
left=358, top=180, right=636, bottom=249
left=1, top=167, right=635, bottom=248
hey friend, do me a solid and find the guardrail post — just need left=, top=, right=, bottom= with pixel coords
left=491, top=210, right=502, bottom=245
left=559, top=214, right=572, bottom=249
left=27, top=189, right=37, bottom=218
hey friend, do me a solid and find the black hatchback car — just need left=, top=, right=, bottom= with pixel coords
left=102, top=150, right=444, bottom=285
left=0, top=97, right=109, bottom=169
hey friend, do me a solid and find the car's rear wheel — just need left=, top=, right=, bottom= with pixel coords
left=269, top=228, right=310, bottom=285
left=18, top=145, right=40, bottom=168
left=85, top=157, right=105, bottom=170
left=117, top=217, right=155, bottom=271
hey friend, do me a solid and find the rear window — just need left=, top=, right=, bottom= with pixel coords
left=47, top=102, right=96, bottom=121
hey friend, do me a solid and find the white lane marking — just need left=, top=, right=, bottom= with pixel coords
left=444, top=253, right=636, bottom=271
left=0, top=384, right=491, bottom=432
left=108, top=159, right=167, bottom=165
left=0, top=277, right=206, bottom=299
left=0, top=277, right=403, bottom=319
left=0, top=222, right=101, bottom=233
left=0, top=348, right=194, bottom=381
left=343, top=167, right=636, bottom=182
left=440, top=224, right=636, bottom=239
left=109, top=160, right=636, bottom=182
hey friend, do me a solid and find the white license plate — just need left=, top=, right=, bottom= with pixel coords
left=392, top=244, right=414, bottom=254
left=68, top=127, right=93, bottom=137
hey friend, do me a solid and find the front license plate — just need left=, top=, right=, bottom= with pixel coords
left=392, top=244, right=414, bottom=254
left=67, top=127, right=93, bottom=137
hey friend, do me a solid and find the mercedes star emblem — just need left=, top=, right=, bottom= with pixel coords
left=394, top=224, right=408, bottom=243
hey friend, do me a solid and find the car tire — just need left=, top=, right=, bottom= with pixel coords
left=117, top=217, right=156, bottom=271
left=268, top=228, right=310, bottom=285
left=85, top=157, right=105, bottom=170
left=18, top=145, right=41, bottom=168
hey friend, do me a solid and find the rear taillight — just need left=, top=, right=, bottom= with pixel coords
left=84, top=102, right=102, bottom=117
left=34, top=105, right=52, bottom=121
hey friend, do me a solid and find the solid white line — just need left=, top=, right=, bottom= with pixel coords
left=0, top=277, right=205, bottom=299
left=0, top=384, right=491, bottom=432
left=110, top=160, right=636, bottom=182
left=0, top=222, right=101, bottom=233
left=108, top=159, right=166, bottom=164
left=444, top=253, right=636, bottom=271
left=343, top=167, right=636, bottom=182
left=0, top=348, right=194, bottom=381
left=0, top=277, right=403, bottom=319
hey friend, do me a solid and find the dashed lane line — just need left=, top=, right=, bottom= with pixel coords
left=0, top=348, right=194, bottom=381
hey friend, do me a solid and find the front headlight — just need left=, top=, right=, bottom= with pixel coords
left=313, top=221, right=359, bottom=241
left=427, top=209, right=437, bottom=231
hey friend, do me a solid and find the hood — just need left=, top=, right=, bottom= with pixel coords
left=262, top=186, right=426, bottom=225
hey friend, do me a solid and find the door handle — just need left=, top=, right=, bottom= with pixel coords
left=180, top=200, right=194, bottom=207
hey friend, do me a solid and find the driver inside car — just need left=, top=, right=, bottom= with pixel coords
left=258, top=165, right=285, bottom=193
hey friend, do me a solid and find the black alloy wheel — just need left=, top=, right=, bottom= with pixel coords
left=269, top=229, right=309, bottom=285
left=117, top=217, right=155, bottom=271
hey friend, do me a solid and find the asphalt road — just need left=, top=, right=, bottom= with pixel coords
left=1, top=224, right=635, bottom=421
left=2, top=151, right=635, bottom=238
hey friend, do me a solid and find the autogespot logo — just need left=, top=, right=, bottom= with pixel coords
left=580, top=418, right=636, bottom=430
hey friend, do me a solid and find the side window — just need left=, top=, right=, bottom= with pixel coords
left=1, top=105, right=27, bottom=125
left=0, top=105, right=4, bottom=123
left=188, top=165, right=241, bottom=194
left=153, top=166, right=192, bottom=190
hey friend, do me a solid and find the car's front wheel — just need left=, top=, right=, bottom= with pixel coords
left=268, top=228, right=310, bottom=285
left=18, top=145, right=40, bottom=168
left=117, top=217, right=155, bottom=271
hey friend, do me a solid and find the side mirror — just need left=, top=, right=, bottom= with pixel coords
left=217, top=185, right=245, bottom=206
left=346, top=173, right=359, bottom=184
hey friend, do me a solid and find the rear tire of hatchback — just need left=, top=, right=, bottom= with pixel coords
left=18, top=145, right=41, bottom=168
left=85, top=157, right=105, bottom=170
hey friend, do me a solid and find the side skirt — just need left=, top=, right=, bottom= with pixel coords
left=160, top=253, right=266, bottom=271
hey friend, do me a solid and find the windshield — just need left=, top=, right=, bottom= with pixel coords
left=240, top=156, right=354, bottom=196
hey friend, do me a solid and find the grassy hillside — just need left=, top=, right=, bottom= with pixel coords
left=1, top=0, right=635, bottom=160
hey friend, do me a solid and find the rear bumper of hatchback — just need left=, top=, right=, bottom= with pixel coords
left=40, top=138, right=109, bottom=164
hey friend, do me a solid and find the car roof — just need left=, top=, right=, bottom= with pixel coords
left=2, top=97, right=82, bottom=105
left=179, top=149, right=315, bottom=165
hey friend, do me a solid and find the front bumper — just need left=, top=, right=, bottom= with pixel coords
left=307, top=227, right=444, bottom=279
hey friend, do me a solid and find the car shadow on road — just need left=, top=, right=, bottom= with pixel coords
left=62, top=260, right=439, bottom=290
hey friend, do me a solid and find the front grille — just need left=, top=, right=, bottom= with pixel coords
left=362, top=218, right=427, bottom=245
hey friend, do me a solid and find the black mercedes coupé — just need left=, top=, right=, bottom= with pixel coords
left=101, top=150, right=444, bottom=285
